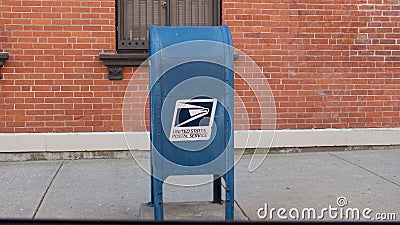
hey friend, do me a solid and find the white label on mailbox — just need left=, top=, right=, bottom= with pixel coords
left=169, top=98, right=217, bottom=142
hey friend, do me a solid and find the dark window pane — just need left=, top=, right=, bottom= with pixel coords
left=118, top=0, right=167, bottom=51
left=169, top=0, right=218, bottom=26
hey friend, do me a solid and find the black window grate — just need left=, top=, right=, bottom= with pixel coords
left=117, top=0, right=221, bottom=52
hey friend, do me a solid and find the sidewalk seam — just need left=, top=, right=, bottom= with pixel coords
left=32, top=160, right=64, bottom=219
left=234, top=199, right=250, bottom=221
left=328, top=153, right=400, bottom=187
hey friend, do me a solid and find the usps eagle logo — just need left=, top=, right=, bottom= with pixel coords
left=170, top=99, right=217, bottom=141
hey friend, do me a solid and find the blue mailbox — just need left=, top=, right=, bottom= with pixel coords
left=148, top=25, right=234, bottom=220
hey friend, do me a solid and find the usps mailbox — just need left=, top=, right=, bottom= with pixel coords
left=148, top=25, right=234, bottom=220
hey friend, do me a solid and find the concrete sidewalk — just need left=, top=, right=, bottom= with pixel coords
left=0, top=149, right=399, bottom=221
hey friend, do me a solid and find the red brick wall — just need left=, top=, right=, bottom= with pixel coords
left=0, top=0, right=399, bottom=133
left=224, top=0, right=400, bottom=129
left=0, top=0, right=125, bottom=132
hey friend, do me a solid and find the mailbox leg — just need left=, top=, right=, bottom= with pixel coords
left=152, top=176, right=164, bottom=221
left=148, top=176, right=155, bottom=207
left=224, top=169, right=234, bottom=220
left=212, top=175, right=223, bottom=204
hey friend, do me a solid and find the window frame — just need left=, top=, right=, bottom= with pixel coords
left=116, top=0, right=222, bottom=53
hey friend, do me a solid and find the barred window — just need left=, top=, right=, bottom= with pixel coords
left=117, top=0, right=221, bottom=52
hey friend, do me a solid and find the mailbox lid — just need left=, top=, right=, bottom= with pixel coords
left=149, top=25, right=234, bottom=90
left=149, top=25, right=232, bottom=57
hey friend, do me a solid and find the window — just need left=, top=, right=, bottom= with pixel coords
left=116, top=0, right=221, bottom=52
